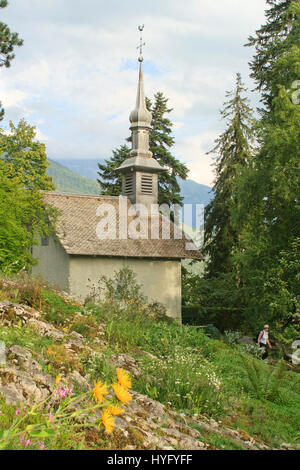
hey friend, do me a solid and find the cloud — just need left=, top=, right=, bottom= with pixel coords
left=0, top=0, right=267, bottom=186
left=175, top=131, right=218, bottom=186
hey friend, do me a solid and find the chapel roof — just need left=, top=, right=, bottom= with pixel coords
left=44, top=192, right=202, bottom=260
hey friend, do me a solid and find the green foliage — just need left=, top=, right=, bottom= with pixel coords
left=0, top=0, right=23, bottom=68
left=0, top=0, right=23, bottom=120
left=98, top=92, right=188, bottom=206
left=184, top=2, right=300, bottom=343
left=87, top=265, right=147, bottom=307
left=42, top=289, right=82, bottom=325
left=0, top=119, right=54, bottom=191
left=0, top=162, right=54, bottom=272
left=246, top=0, right=298, bottom=109
left=0, top=120, right=56, bottom=273
left=204, top=73, right=255, bottom=277
left=231, top=2, right=300, bottom=336
left=223, top=330, right=242, bottom=345
left=240, top=356, right=287, bottom=404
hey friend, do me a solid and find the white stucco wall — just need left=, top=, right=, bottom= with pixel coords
left=31, top=236, right=70, bottom=292
left=69, top=256, right=182, bottom=320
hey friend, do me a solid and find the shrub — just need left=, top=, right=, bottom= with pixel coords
left=223, top=330, right=242, bottom=345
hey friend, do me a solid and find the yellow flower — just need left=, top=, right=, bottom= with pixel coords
left=112, top=383, right=132, bottom=405
left=93, top=380, right=108, bottom=404
left=116, top=368, right=132, bottom=389
left=101, top=408, right=115, bottom=434
left=107, top=405, right=125, bottom=416
left=55, top=376, right=61, bottom=385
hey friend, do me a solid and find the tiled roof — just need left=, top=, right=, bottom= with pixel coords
left=44, top=193, right=202, bottom=260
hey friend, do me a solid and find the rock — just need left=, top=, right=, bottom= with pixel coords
left=0, top=301, right=40, bottom=327
left=28, top=319, right=65, bottom=341
left=68, top=370, right=89, bottom=390
left=238, top=336, right=254, bottom=345
left=111, top=354, right=141, bottom=378
left=8, top=345, right=42, bottom=372
left=0, top=382, right=25, bottom=405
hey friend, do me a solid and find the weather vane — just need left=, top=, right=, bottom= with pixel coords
left=137, top=25, right=145, bottom=62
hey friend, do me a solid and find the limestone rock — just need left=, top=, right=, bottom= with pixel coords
left=111, top=354, right=141, bottom=378
left=27, top=319, right=65, bottom=341
left=0, top=301, right=40, bottom=327
left=0, top=382, right=25, bottom=404
left=8, top=345, right=42, bottom=372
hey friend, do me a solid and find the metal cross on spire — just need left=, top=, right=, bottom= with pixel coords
left=137, top=25, right=145, bottom=62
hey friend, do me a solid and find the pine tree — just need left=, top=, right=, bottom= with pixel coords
left=234, top=0, right=300, bottom=336
left=98, top=144, right=130, bottom=196
left=97, top=92, right=188, bottom=206
left=246, top=0, right=298, bottom=109
left=0, top=0, right=23, bottom=120
left=203, top=73, right=254, bottom=278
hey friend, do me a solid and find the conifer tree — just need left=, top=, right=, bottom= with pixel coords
left=246, top=0, right=297, bottom=109
left=0, top=0, right=23, bottom=120
left=203, top=73, right=254, bottom=277
left=234, top=0, right=300, bottom=335
left=98, top=92, right=188, bottom=206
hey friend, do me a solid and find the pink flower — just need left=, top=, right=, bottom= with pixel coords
left=15, top=408, right=21, bottom=416
left=55, top=386, right=73, bottom=398
left=48, top=413, right=56, bottom=421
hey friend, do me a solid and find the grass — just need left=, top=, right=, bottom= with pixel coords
left=0, top=273, right=300, bottom=449
left=84, top=300, right=300, bottom=448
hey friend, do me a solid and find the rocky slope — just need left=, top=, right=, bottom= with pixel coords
left=0, top=299, right=281, bottom=450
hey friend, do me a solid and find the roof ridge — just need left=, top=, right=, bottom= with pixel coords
left=44, top=192, right=120, bottom=200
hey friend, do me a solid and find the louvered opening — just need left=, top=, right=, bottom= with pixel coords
left=141, top=174, right=153, bottom=194
left=124, top=175, right=134, bottom=195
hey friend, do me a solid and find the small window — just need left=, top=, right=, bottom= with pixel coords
left=41, top=236, right=49, bottom=246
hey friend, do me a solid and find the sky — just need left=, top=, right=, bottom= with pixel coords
left=0, top=0, right=267, bottom=186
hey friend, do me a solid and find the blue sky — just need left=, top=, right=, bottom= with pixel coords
left=0, top=0, right=267, bottom=186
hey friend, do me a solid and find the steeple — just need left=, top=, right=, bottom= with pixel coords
left=116, top=26, right=164, bottom=211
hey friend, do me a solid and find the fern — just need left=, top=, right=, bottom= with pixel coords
left=240, top=355, right=286, bottom=403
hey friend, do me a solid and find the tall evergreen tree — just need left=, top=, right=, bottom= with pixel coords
left=203, top=73, right=255, bottom=277
left=233, top=0, right=300, bottom=336
left=0, top=0, right=23, bottom=120
left=98, top=92, right=188, bottom=206
left=246, top=0, right=298, bottom=109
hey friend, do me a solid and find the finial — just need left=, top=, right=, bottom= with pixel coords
left=137, top=25, right=145, bottom=62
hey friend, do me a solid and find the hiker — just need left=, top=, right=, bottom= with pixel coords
left=257, top=325, right=272, bottom=360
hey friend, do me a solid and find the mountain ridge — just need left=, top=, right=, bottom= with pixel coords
left=48, top=158, right=213, bottom=207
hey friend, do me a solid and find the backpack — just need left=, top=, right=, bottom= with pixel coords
left=255, top=330, right=263, bottom=343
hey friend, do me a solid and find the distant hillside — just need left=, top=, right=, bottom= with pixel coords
left=47, top=160, right=99, bottom=196
left=51, top=158, right=213, bottom=206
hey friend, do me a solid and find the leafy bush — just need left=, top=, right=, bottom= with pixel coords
left=205, top=324, right=222, bottom=340
left=223, top=330, right=242, bottom=345
left=86, top=266, right=147, bottom=307
left=239, top=343, right=264, bottom=359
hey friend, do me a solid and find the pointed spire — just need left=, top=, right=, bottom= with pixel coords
left=129, top=61, right=152, bottom=126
